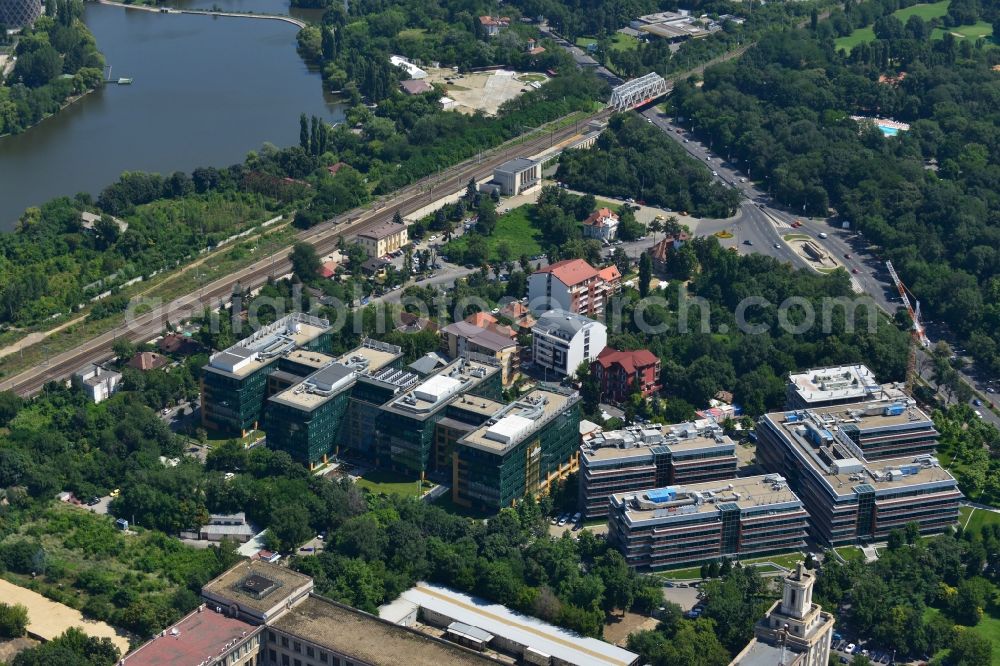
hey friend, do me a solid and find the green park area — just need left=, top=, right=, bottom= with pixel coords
left=575, top=32, right=640, bottom=53
left=353, top=469, right=429, bottom=498
left=835, top=546, right=865, bottom=562
left=925, top=607, right=1000, bottom=665
left=931, top=21, right=995, bottom=42
left=960, top=505, right=1000, bottom=533
left=835, top=0, right=949, bottom=51
left=442, top=205, right=544, bottom=263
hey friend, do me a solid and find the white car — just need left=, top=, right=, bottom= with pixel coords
left=818, top=232, right=828, bottom=239
left=429, top=235, right=437, bottom=241
left=846, top=644, right=856, bottom=655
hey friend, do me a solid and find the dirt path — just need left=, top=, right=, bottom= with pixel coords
left=0, top=578, right=130, bottom=655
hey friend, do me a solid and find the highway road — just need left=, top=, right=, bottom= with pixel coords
left=640, top=105, right=1000, bottom=427
left=2, top=111, right=607, bottom=397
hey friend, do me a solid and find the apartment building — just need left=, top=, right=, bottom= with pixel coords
left=125, top=560, right=502, bottom=666
left=440, top=320, right=519, bottom=386
left=578, top=419, right=738, bottom=519
left=200, top=314, right=332, bottom=435
left=591, top=347, right=661, bottom=403
left=452, top=388, right=582, bottom=511
left=531, top=309, right=607, bottom=377
left=608, top=476, right=809, bottom=569
left=356, top=220, right=409, bottom=259
left=527, top=259, right=620, bottom=316
left=73, top=363, right=121, bottom=404
left=756, top=398, right=961, bottom=545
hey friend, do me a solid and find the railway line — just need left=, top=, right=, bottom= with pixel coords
left=3, top=111, right=608, bottom=397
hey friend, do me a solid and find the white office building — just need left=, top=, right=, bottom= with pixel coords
left=531, top=309, right=607, bottom=377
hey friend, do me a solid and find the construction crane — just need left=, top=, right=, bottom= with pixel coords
left=886, top=260, right=930, bottom=391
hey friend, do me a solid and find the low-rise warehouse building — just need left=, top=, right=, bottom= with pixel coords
left=756, top=398, right=961, bottom=545
left=579, top=418, right=738, bottom=519
left=380, top=582, right=640, bottom=666
left=608, top=477, right=809, bottom=569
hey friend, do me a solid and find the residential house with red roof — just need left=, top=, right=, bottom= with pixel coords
left=582, top=207, right=619, bottom=243
left=591, top=347, right=661, bottom=402
left=527, top=258, right=619, bottom=316
left=650, top=231, right=690, bottom=272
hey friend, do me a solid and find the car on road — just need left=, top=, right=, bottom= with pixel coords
left=774, top=243, right=781, bottom=249
left=818, top=232, right=829, bottom=239
left=791, top=220, right=803, bottom=228
left=973, top=399, right=982, bottom=406
left=844, top=253, right=851, bottom=259
left=646, top=118, right=652, bottom=123
left=852, top=268, right=860, bottom=274
left=683, top=138, right=689, bottom=143
left=987, top=387, right=996, bottom=393
left=705, top=156, right=711, bottom=161
left=743, top=240, right=753, bottom=246
left=739, top=177, right=746, bottom=183
left=712, top=171, right=718, bottom=176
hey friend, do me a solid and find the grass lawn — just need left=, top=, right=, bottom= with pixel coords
left=431, top=492, right=493, bottom=520
left=835, top=546, right=865, bottom=562
left=397, top=28, right=428, bottom=40
left=931, top=21, right=995, bottom=43
left=835, top=0, right=949, bottom=51
left=354, top=469, right=427, bottom=498
left=925, top=607, right=1000, bottom=665
left=442, top=205, right=544, bottom=262
left=961, top=506, right=1000, bottom=533
left=653, top=552, right=807, bottom=580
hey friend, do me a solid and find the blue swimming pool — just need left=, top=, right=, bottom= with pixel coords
left=878, top=125, right=899, bottom=137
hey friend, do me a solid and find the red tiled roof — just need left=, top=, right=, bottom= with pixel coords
left=594, top=347, right=659, bottom=374
left=597, top=265, right=621, bottom=282
left=464, top=312, right=516, bottom=339
left=533, top=258, right=599, bottom=287
left=583, top=207, right=618, bottom=227
left=650, top=232, right=690, bottom=263
left=127, top=352, right=168, bottom=371
left=326, top=162, right=348, bottom=175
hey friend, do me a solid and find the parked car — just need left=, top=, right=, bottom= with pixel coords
left=973, top=399, right=982, bottom=406
left=846, top=643, right=856, bottom=655
left=572, top=512, right=582, bottom=523
left=87, top=497, right=101, bottom=506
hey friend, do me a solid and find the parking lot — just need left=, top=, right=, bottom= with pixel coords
left=830, top=638, right=895, bottom=664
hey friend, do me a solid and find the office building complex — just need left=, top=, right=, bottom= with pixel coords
left=579, top=419, right=739, bottom=519
left=452, top=388, right=581, bottom=511
left=440, top=320, right=519, bottom=386
left=756, top=398, right=961, bottom=545
left=200, top=314, right=332, bottom=435
left=531, top=309, right=607, bottom=377
left=126, top=560, right=502, bottom=666
left=265, top=341, right=404, bottom=465
left=608, top=476, right=808, bottom=569
left=731, top=563, right=835, bottom=666
left=379, top=357, right=502, bottom=479
left=785, top=364, right=882, bottom=410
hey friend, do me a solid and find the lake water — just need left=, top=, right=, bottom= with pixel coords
left=0, top=2, right=342, bottom=231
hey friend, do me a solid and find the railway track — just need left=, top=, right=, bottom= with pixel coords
left=3, top=110, right=608, bottom=397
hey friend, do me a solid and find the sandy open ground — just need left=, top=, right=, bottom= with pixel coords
left=0, top=578, right=130, bottom=655
left=424, top=67, right=548, bottom=115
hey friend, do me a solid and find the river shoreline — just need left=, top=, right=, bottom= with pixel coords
left=95, top=0, right=307, bottom=27
left=0, top=86, right=99, bottom=141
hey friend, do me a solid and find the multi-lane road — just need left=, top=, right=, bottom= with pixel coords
left=2, top=112, right=607, bottom=397
left=639, top=105, right=999, bottom=427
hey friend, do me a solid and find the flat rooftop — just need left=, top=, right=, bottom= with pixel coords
left=387, top=583, right=638, bottom=666
left=733, top=638, right=806, bottom=666
left=460, top=389, right=577, bottom=454
left=122, top=608, right=257, bottom=666
left=582, top=418, right=735, bottom=463
left=495, top=157, right=538, bottom=174
left=611, top=475, right=803, bottom=522
left=273, top=595, right=500, bottom=666
left=205, top=313, right=330, bottom=379
left=202, top=560, right=312, bottom=615
left=450, top=394, right=507, bottom=418
left=762, top=400, right=957, bottom=495
left=788, top=364, right=879, bottom=404
left=269, top=341, right=404, bottom=411
left=284, top=349, right=336, bottom=370
left=383, top=357, right=499, bottom=419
